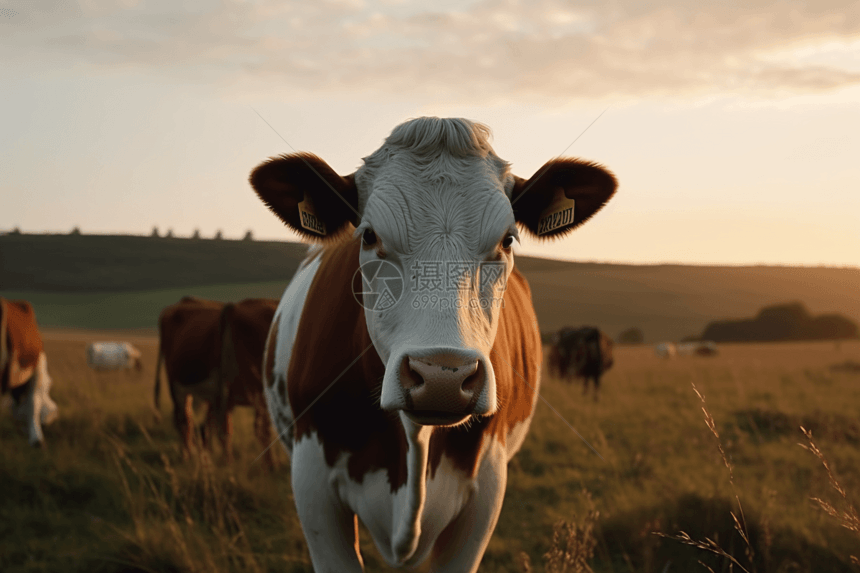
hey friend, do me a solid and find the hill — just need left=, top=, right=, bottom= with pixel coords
left=2, top=233, right=859, bottom=342
left=0, top=233, right=308, bottom=292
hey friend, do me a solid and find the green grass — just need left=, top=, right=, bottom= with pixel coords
left=0, top=283, right=289, bottom=330
left=2, top=335, right=859, bottom=572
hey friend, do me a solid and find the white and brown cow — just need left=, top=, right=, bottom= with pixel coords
left=1, top=298, right=58, bottom=447
left=252, top=117, right=617, bottom=572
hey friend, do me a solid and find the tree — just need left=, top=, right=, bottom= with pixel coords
left=192, top=229, right=201, bottom=239
left=214, top=230, right=223, bottom=240
left=151, top=226, right=160, bottom=238
left=70, top=226, right=81, bottom=235
left=8, top=227, right=21, bottom=235
left=165, top=229, right=174, bottom=238
left=242, top=230, right=253, bottom=241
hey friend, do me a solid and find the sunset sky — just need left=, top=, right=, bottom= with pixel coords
left=2, top=0, right=858, bottom=267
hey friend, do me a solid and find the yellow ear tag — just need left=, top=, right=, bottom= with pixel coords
left=298, top=192, right=327, bottom=236
left=537, top=188, right=575, bottom=236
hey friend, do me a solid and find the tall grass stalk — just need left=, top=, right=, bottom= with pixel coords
left=799, top=426, right=860, bottom=565
left=656, top=382, right=756, bottom=573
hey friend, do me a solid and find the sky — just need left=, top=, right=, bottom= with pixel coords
left=1, top=0, right=859, bottom=267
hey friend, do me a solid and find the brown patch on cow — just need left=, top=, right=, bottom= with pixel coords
left=1, top=298, right=44, bottom=394
left=287, top=238, right=542, bottom=489
left=287, top=237, right=409, bottom=491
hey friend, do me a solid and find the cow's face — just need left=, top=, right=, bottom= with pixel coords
left=251, top=117, right=617, bottom=427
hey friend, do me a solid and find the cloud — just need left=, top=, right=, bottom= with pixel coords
left=3, top=0, right=860, bottom=103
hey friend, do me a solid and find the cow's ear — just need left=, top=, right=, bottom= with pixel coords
left=511, top=158, right=617, bottom=240
left=250, top=153, right=359, bottom=242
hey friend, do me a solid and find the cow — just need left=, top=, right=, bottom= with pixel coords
left=154, top=296, right=278, bottom=468
left=654, top=342, right=677, bottom=358
left=547, top=326, right=614, bottom=400
left=677, top=340, right=718, bottom=357
left=87, top=342, right=143, bottom=371
left=251, top=117, right=617, bottom=572
left=0, top=298, right=58, bottom=447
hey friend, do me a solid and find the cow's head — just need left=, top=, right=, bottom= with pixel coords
left=251, top=118, right=616, bottom=427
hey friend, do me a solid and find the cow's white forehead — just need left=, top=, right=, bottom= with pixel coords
left=354, top=118, right=516, bottom=255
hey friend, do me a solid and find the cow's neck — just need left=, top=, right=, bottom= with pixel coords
left=390, top=414, right=432, bottom=562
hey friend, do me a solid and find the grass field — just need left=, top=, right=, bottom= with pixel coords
left=2, top=330, right=858, bottom=572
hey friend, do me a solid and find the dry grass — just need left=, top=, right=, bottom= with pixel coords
left=520, top=490, right=600, bottom=573
left=106, top=425, right=264, bottom=573
left=2, top=331, right=860, bottom=572
left=799, top=427, right=860, bottom=566
left=656, top=383, right=755, bottom=573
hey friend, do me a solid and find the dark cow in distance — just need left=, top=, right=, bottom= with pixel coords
left=154, top=296, right=278, bottom=468
left=549, top=326, right=614, bottom=400
left=1, top=298, right=58, bottom=446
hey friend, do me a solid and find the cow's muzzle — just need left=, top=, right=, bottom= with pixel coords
left=382, top=347, right=494, bottom=426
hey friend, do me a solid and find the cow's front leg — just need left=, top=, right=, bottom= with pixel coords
left=172, top=392, right=195, bottom=460
left=291, top=434, right=365, bottom=573
left=20, top=376, right=45, bottom=447
left=35, top=353, right=58, bottom=426
left=430, top=448, right=508, bottom=573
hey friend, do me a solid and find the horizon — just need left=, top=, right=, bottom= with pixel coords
left=3, top=1, right=859, bottom=268
left=3, top=228, right=858, bottom=271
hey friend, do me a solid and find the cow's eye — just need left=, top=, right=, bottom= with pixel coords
left=362, top=228, right=378, bottom=246
left=501, top=234, right=515, bottom=250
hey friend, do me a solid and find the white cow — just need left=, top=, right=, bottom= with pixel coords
left=86, top=342, right=142, bottom=371
left=654, top=342, right=677, bottom=358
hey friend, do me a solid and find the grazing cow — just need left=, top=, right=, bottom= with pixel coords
left=548, top=326, right=614, bottom=399
left=252, top=117, right=617, bottom=572
left=154, top=296, right=278, bottom=467
left=654, top=342, right=677, bottom=358
left=677, top=341, right=718, bottom=357
left=87, top=342, right=143, bottom=371
left=0, top=298, right=58, bottom=447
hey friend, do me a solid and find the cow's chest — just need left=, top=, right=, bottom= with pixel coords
left=293, top=431, right=478, bottom=567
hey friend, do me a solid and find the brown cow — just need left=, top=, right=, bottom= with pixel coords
left=1, top=298, right=58, bottom=446
left=548, top=326, right=614, bottom=400
left=154, top=296, right=278, bottom=467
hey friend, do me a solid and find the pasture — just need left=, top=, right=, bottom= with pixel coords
left=3, top=233, right=859, bottom=342
left=2, top=331, right=858, bottom=572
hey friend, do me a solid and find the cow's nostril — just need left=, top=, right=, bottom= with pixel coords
left=461, top=362, right=484, bottom=393
left=400, top=356, right=425, bottom=390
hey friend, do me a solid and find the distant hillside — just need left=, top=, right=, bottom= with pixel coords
left=0, top=233, right=307, bottom=291
left=2, top=233, right=859, bottom=342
